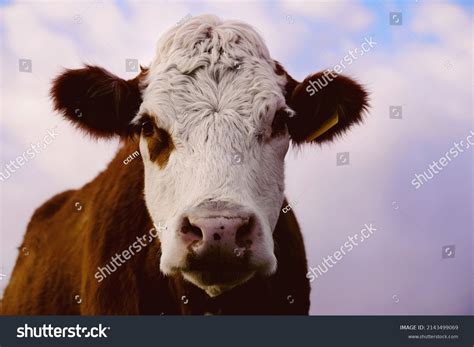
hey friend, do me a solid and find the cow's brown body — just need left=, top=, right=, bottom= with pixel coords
left=1, top=141, right=310, bottom=315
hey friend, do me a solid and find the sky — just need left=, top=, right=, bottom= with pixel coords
left=0, top=0, right=473, bottom=315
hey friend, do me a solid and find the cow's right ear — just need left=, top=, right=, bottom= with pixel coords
left=286, top=72, right=369, bottom=144
left=51, top=65, right=144, bottom=139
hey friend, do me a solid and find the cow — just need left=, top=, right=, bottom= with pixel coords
left=1, top=14, right=368, bottom=315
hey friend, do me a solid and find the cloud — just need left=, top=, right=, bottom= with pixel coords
left=412, top=2, right=472, bottom=50
left=281, top=0, right=374, bottom=31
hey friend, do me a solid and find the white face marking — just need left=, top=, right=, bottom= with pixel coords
left=133, top=15, right=291, bottom=296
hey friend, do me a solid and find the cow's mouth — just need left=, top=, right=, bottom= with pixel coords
left=181, top=269, right=255, bottom=297
left=180, top=253, right=256, bottom=296
left=184, top=268, right=254, bottom=286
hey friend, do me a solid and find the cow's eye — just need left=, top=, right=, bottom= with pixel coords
left=141, top=120, right=154, bottom=137
left=271, top=109, right=288, bottom=137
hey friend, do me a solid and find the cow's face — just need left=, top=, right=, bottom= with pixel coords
left=133, top=17, right=294, bottom=296
left=51, top=15, right=368, bottom=297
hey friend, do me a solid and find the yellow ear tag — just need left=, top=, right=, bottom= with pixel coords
left=305, top=112, right=339, bottom=142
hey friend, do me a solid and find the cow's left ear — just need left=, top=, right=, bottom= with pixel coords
left=286, top=71, right=369, bottom=144
left=51, top=65, right=144, bottom=139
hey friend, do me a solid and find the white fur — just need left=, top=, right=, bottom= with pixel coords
left=134, top=15, right=291, bottom=295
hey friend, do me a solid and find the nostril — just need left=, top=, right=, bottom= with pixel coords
left=235, top=218, right=254, bottom=247
left=213, top=233, right=221, bottom=241
left=181, top=217, right=203, bottom=240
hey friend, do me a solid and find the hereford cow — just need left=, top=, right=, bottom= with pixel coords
left=1, top=14, right=368, bottom=315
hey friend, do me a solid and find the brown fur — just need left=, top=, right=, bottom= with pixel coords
left=50, top=66, right=146, bottom=139
left=274, top=61, right=369, bottom=145
left=288, top=72, right=369, bottom=144
left=147, top=128, right=175, bottom=168
left=1, top=140, right=310, bottom=315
